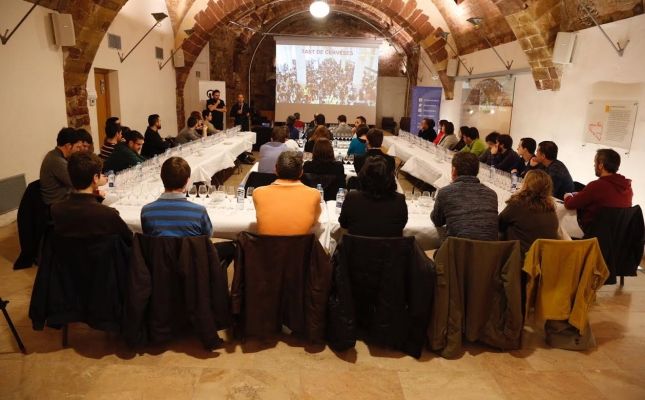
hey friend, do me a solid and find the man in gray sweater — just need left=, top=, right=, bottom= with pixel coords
left=40, top=128, right=84, bottom=206
left=431, top=152, right=498, bottom=242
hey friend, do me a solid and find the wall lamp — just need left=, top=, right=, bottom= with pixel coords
left=118, top=12, right=168, bottom=63
left=158, top=28, right=194, bottom=70
left=578, top=0, right=629, bottom=56
left=0, top=0, right=42, bottom=45
left=437, top=31, right=473, bottom=75
left=467, top=17, right=514, bottom=70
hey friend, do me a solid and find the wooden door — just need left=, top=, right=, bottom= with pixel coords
left=94, top=69, right=111, bottom=145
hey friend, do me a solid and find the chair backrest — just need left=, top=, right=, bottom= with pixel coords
left=124, top=234, right=230, bottom=348
left=399, top=117, right=411, bottom=132
left=301, top=173, right=345, bottom=201
left=29, top=233, right=130, bottom=332
left=244, top=171, right=277, bottom=191
left=232, top=231, right=332, bottom=341
left=328, top=234, right=434, bottom=358
left=583, top=206, right=644, bottom=284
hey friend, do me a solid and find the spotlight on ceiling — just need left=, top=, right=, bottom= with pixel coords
left=310, top=1, right=330, bottom=18
left=466, top=17, right=483, bottom=27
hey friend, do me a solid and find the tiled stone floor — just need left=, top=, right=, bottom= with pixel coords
left=1, top=162, right=644, bottom=399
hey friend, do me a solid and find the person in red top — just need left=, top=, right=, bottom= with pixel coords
left=433, top=119, right=448, bottom=145
left=564, top=148, right=633, bottom=232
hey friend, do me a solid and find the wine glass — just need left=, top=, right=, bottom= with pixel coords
left=246, top=186, right=254, bottom=198
left=188, top=184, right=198, bottom=198
left=348, top=154, right=354, bottom=165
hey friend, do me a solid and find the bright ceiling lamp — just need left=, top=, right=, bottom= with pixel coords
left=310, top=1, right=330, bottom=18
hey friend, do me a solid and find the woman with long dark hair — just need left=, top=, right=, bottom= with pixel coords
left=303, top=139, right=344, bottom=176
left=339, top=156, right=407, bottom=236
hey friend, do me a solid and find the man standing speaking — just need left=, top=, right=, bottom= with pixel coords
left=230, top=94, right=250, bottom=131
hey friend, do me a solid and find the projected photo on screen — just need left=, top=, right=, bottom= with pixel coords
left=275, top=38, right=380, bottom=124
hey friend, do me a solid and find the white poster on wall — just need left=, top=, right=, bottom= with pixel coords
left=198, top=80, right=226, bottom=128
left=584, top=100, right=638, bottom=151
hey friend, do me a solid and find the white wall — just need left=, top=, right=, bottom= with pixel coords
left=87, top=0, right=178, bottom=138
left=376, top=77, right=407, bottom=128
left=0, top=1, right=68, bottom=184
left=440, top=14, right=645, bottom=204
left=183, top=43, right=210, bottom=122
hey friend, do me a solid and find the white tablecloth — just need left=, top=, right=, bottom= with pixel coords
left=383, top=135, right=584, bottom=239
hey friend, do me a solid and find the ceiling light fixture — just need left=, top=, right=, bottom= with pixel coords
left=466, top=16, right=514, bottom=70
left=437, top=31, right=473, bottom=75
left=310, top=1, right=330, bottom=18
left=118, top=12, right=168, bottom=63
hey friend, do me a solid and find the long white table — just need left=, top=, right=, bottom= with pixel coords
left=383, top=134, right=584, bottom=239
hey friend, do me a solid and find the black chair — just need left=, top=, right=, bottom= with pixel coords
left=14, top=180, right=48, bottom=269
left=327, top=234, right=434, bottom=358
left=29, top=233, right=131, bottom=347
left=573, top=181, right=586, bottom=192
left=1, top=297, right=26, bottom=353
left=399, top=117, right=411, bottom=133
left=301, top=173, right=346, bottom=201
left=583, top=206, right=644, bottom=286
left=244, top=171, right=277, bottom=192
left=124, top=234, right=231, bottom=350
left=381, top=117, right=397, bottom=133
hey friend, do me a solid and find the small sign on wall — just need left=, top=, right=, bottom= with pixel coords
left=584, top=100, right=638, bottom=151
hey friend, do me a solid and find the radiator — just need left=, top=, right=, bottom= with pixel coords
left=0, top=174, right=26, bottom=214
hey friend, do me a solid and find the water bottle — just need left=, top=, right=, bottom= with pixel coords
left=107, top=170, right=115, bottom=189
left=510, top=171, right=518, bottom=192
left=333, top=137, right=338, bottom=149
left=489, top=165, right=495, bottom=181
left=236, top=184, right=245, bottom=209
left=335, top=188, right=345, bottom=211
left=316, top=184, right=325, bottom=203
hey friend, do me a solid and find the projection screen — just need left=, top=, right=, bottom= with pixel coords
left=275, top=37, right=381, bottom=125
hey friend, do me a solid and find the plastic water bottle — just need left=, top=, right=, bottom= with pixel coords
left=333, top=137, right=338, bottom=149
left=236, top=184, right=245, bottom=209
left=335, top=188, right=345, bottom=211
left=316, top=184, right=325, bottom=203
left=489, top=165, right=495, bottom=181
left=510, top=171, right=518, bottom=192
left=107, top=170, right=115, bottom=189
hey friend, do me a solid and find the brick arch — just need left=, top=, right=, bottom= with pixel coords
left=492, top=0, right=564, bottom=90
left=175, top=0, right=455, bottom=128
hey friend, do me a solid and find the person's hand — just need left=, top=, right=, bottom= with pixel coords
left=564, top=192, right=574, bottom=200
left=510, top=168, right=517, bottom=174
left=529, top=157, right=538, bottom=167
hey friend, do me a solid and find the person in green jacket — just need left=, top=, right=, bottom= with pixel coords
left=103, top=130, right=146, bottom=173
left=460, top=127, right=486, bottom=157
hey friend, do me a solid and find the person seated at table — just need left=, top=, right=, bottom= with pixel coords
left=293, top=112, right=305, bottom=130
left=451, top=126, right=468, bottom=152
left=141, top=157, right=236, bottom=264
left=100, top=122, right=122, bottom=160
left=253, top=151, right=322, bottom=236
left=478, top=131, right=500, bottom=163
left=511, top=137, right=536, bottom=178
left=304, top=125, right=332, bottom=153
left=564, top=148, right=633, bottom=233
left=347, top=125, right=368, bottom=156
left=103, top=130, right=146, bottom=173
left=202, top=109, right=218, bottom=136
left=303, top=139, right=344, bottom=176
left=339, top=156, right=407, bottom=237
left=438, top=122, right=459, bottom=150
left=286, top=115, right=300, bottom=140
left=432, top=120, right=447, bottom=145
left=51, top=152, right=132, bottom=245
left=459, top=127, right=487, bottom=157
left=142, top=114, right=170, bottom=159
left=431, top=152, right=498, bottom=242
left=353, top=128, right=395, bottom=174
left=489, top=134, right=521, bottom=173
left=176, top=116, right=201, bottom=145
left=418, top=118, right=437, bottom=142
left=533, top=141, right=574, bottom=200
left=76, top=129, right=94, bottom=153
left=40, top=128, right=84, bottom=206
left=258, top=126, right=288, bottom=173
left=305, top=113, right=327, bottom=140
left=499, top=169, right=560, bottom=254
left=334, top=114, right=353, bottom=137
left=352, top=116, right=367, bottom=135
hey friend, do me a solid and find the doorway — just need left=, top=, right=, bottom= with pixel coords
left=94, top=69, right=111, bottom=145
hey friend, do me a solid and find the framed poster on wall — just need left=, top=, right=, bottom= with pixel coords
left=584, top=100, right=638, bottom=151
left=460, top=76, right=516, bottom=135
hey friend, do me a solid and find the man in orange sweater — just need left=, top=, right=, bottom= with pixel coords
left=253, top=151, right=322, bottom=235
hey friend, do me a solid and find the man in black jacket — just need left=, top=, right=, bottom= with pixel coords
left=141, top=114, right=169, bottom=158
left=418, top=118, right=437, bottom=142
left=353, top=129, right=395, bottom=174
left=229, top=94, right=250, bottom=131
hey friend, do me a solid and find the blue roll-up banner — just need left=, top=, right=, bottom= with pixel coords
left=410, top=86, right=443, bottom=135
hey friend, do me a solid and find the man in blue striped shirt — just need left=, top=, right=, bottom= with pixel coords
left=141, top=157, right=212, bottom=236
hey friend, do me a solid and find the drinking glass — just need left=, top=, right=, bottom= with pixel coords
left=198, top=184, right=208, bottom=198
left=188, top=184, right=198, bottom=198
left=348, top=154, right=354, bottom=165
left=246, top=186, right=254, bottom=198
